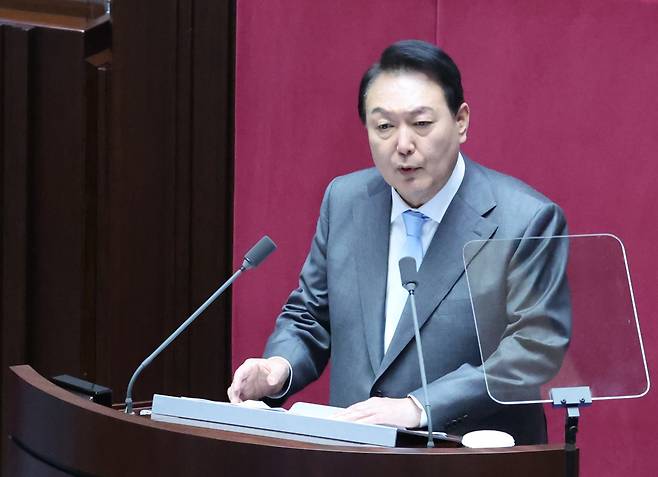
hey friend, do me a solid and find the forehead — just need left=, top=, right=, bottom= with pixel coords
left=365, top=71, right=448, bottom=116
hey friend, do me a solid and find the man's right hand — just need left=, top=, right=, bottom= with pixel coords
left=227, top=357, right=290, bottom=403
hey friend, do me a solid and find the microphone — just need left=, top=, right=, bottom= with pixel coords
left=399, top=256, right=434, bottom=448
left=242, top=235, right=277, bottom=269
left=124, top=235, right=277, bottom=414
left=399, top=256, right=418, bottom=291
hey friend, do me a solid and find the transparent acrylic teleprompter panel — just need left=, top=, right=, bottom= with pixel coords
left=463, top=234, right=649, bottom=405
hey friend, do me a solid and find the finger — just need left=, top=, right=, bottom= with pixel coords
left=227, top=385, right=236, bottom=402
left=332, top=407, right=372, bottom=422
left=228, top=378, right=242, bottom=400
left=330, top=405, right=354, bottom=420
left=265, top=371, right=281, bottom=386
left=331, top=398, right=387, bottom=422
left=231, top=363, right=249, bottom=385
left=341, top=398, right=376, bottom=413
left=227, top=385, right=242, bottom=403
left=230, top=360, right=257, bottom=396
left=350, top=414, right=381, bottom=424
left=265, top=361, right=288, bottom=387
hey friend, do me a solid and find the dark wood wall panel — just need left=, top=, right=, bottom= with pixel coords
left=187, top=0, right=234, bottom=399
left=29, top=27, right=87, bottom=375
left=0, top=12, right=111, bottom=473
left=109, top=0, right=234, bottom=403
left=109, top=0, right=182, bottom=399
left=0, top=15, right=111, bottom=376
left=0, top=24, right=32, bottom=475
left=1, top=1, right=234, bottom=473
left=1, top=23, right=31, bottom=386
left=84, top=48, right=112, bottom=387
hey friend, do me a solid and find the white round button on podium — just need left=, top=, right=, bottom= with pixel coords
left=461, top=430, right=515, bottom=448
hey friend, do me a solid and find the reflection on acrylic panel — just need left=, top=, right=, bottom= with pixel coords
left=464, top=234, right=649, bottom=404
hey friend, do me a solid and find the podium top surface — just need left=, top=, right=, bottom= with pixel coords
left=5, top=365, right=574, bottom=477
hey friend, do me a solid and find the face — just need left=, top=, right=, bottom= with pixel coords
left=364, top=71, right=470, bottom=208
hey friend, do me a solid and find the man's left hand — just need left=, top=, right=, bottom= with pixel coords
left=331, top=397, right=422, bottom=428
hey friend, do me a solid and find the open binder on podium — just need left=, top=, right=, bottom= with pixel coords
left=150, top=394, right=461, bottom=447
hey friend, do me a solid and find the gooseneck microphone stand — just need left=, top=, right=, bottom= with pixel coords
left=124, top=236, right=276, bottom=414
left=399, top=256, right=434, bottom=448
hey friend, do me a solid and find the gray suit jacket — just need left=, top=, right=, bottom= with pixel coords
left=264, top=157, right=570, bottom=445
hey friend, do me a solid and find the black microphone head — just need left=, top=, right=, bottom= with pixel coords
left=399, top=256, right=418, bottom=291
left=242, top=235, right=277, bottom=270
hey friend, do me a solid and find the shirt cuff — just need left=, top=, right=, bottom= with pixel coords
left=408, top=394, right=428, bottom=428
left=265, top=356, right=293, bottom=399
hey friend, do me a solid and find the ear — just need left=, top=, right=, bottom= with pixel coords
left=456, top=102, right=470, bottom=144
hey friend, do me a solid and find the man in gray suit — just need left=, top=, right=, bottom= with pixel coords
left=228, top=40, right=570, bottom=445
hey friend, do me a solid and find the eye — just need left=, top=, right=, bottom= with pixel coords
left=376, top=123, right=393, bottom=131
left=414, top=121, right=433, bottom=127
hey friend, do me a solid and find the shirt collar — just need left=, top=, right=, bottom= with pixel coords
left=390, top=152, right=465, bottom=224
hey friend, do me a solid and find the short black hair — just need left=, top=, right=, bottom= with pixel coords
left=357, top=40, right=464, bottom=123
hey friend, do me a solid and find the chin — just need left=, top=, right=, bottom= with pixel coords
left=399, top=191, right=423, bottom=207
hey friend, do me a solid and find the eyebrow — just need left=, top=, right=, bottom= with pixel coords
left=369, top=106, right=435, bottom=116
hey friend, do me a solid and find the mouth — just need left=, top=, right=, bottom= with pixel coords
left=398, top=166, right=421, bottom=175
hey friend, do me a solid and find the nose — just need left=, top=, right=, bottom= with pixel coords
left=396, top=125, right=415, bottom=156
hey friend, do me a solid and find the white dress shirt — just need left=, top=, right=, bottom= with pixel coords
left=384, top=153, right=466, bottom=351
left=384, top=153, right=465, bottom=427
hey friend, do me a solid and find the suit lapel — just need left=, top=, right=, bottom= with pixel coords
left=353, top=176, right=391, bottom=374
left=376, top=158, right=499, bottom=378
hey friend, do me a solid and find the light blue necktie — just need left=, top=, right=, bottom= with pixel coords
left=402, top=210, right=428, bottom=271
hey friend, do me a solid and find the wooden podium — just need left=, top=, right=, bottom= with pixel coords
left=4, top=365, right=575, bottom=476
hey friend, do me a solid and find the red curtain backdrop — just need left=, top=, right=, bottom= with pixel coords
left=232, top=0, right=437, bottom=408
left=234, top=1, right=658, bottom=475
